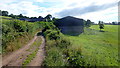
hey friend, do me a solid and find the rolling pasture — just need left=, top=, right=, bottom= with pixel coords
left=65, top=25, right=118, bottom=66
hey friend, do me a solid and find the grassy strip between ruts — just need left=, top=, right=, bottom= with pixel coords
left=22, top=37, right=42, bottom=66
left=26, top=36, right=42, bottom=52
left=22, top=48, right=39, bottom=66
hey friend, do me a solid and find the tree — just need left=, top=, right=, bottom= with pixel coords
left=38, top=16, right=43, bottom=18
left=52, top=17, right=57, bottom=22
left=112, top=22, right=115, bottom=25
left=9, top=14, right=17, bottom=19
left=98, top=21, right=104, bottom=31
left=9, top=14, right=14, bottom=17
left=23, top=16, right=29, bottom=18
left=85, top=19, right=92, bottom=27
left=112, top=22, right=117, bottom=25
left=30, top=17, right=37, bottom=19
left=2, top=11, right=8, bottom=16
left=13, top=15, right=18, bottom=19
left=118, top=22, right=120, bottom=25
left=0, top=10, right=2, bottom=16
left=45, top=14, right=52, bottom=22
left=18, top=14, right=23, bottom=18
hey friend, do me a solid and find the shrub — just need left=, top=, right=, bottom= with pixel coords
left=63, top=47, right=84, bottom=66
left=44, top=29, right=60, bottom=40
left=13, top=20, right=27, bottom=32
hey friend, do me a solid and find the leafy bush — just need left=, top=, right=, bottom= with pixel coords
left=13, top=20, right=27, bottom=32
left=44, top=30, right=60, bottom=40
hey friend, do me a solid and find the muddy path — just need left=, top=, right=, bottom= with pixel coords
left=2, top=32, right=45, bottom=66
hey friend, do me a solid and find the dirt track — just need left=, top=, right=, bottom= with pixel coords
left=28, top=36, right=45, bottom=66
left=2, top=32, right=45, bottom=66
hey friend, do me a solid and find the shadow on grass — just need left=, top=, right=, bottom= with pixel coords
left=36, top=32, right=43, bottom=36
left=99, top=30, right=105, bottom=32
left=36, top=31, right=45, bottom=38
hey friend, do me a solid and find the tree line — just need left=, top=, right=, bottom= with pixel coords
left=3, top=10, right=119, bottom=31
left=0, top=10, right=97, bottom=27
left=0, top=10, right=53, bottom=22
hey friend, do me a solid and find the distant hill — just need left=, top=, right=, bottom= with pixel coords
left=54, top=16, right=84, bottom=36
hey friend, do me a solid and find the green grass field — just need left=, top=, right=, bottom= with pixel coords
left=0, top=16, right=12, bottom=19
left=64, top=25, right=118, bottom=66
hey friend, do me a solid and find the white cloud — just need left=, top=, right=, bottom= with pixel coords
left=0, top=1, right=51, bottom=17
left=0, top=0, right=17, bottom=4
left=0, top=0, right=119, bottom=23
left=36, top=0, right=43, bottom=2
left=78, top=6, right=118, bottom=23
left=54, top=0, right=118, bottom=23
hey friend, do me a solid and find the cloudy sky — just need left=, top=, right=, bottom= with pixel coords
left=0, top=0, right=119, bottom=23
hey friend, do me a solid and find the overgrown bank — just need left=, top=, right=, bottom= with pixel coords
left=42, top=22, right=85, bottom=66
left=2, top=16, right=46, bottom=55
